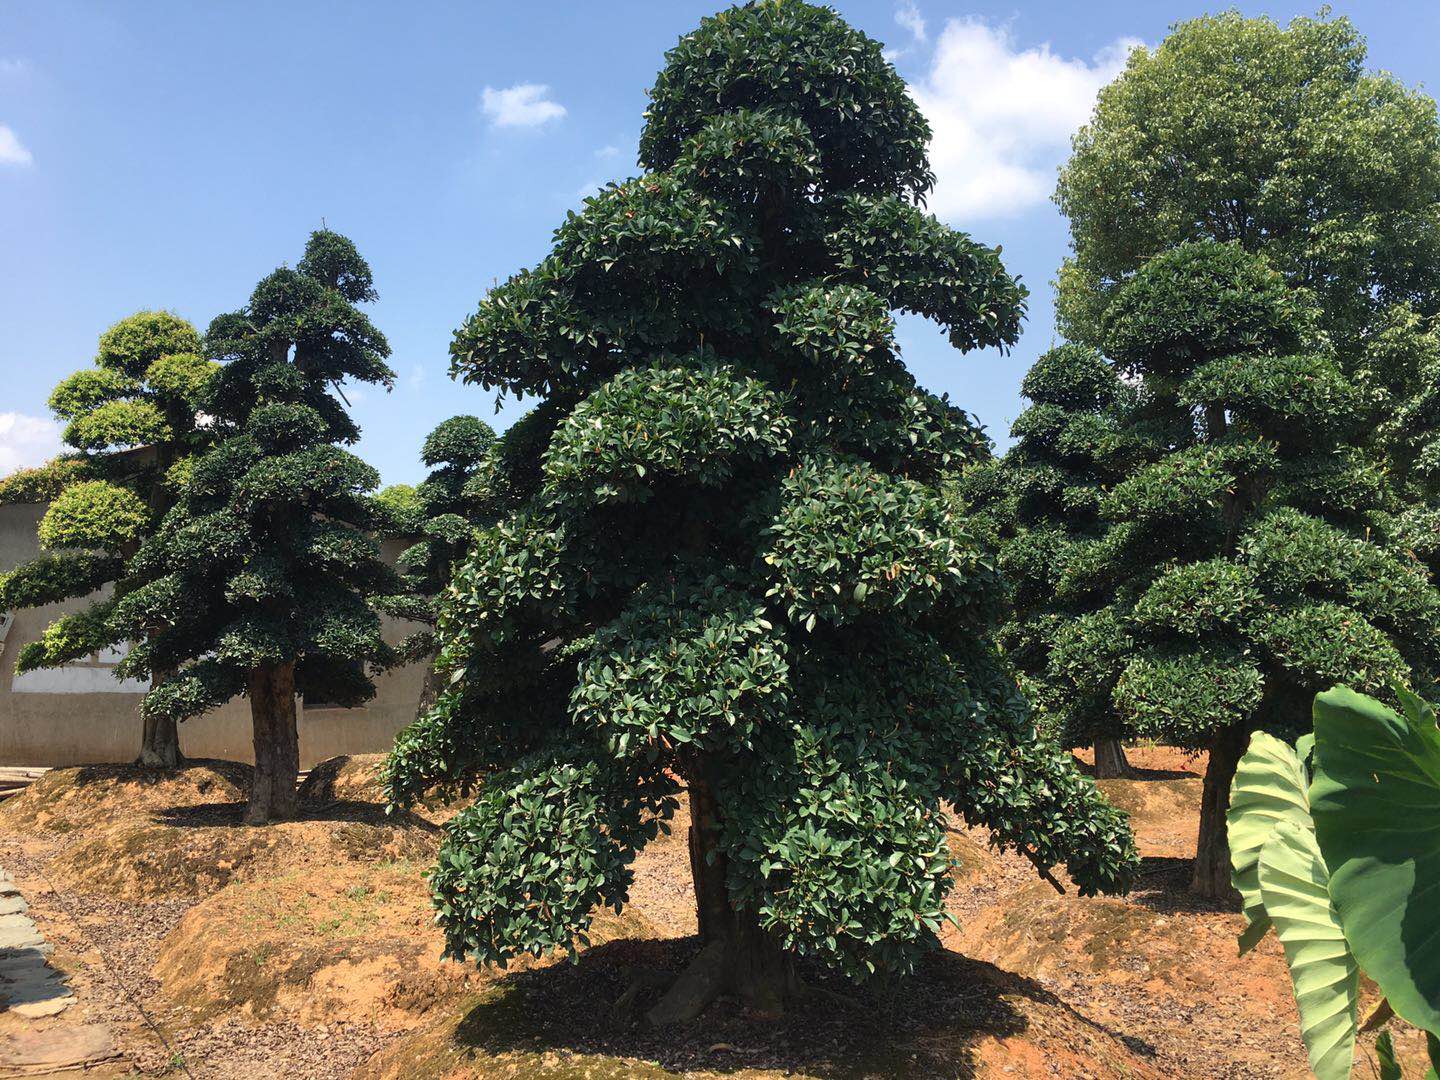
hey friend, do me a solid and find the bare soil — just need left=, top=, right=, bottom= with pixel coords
left=0, top=745, right=1431, bottom=1078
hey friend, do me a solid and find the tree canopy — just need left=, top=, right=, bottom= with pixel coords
left=961, top=343, right=1149, bottom=777
left=0, top=310, right=216, bottom=766
left=388, top=0, right=1137, bottom=1020
left=111, top=229, right=403, bottom=822
left=1055, top=10, right=1440, bottom=376
left=1062, top=240, right=1440, bottom=896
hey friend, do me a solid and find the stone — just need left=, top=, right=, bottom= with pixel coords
left=0, top=1022, right=114, bottom=1070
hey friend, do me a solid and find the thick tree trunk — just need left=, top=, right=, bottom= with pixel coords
left=136, top=670, right=184, bottom=769
left=1092, top=735, right=1131, bottom=780
left=245, top=662, right=300, bottom=825
left=137, top=713, right=183, bottom=769
left=1192, top=723, right=1247, bottom=899
left=647, top=765, right=797, bottom=1026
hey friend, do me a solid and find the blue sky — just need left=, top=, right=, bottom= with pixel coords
left=3, top=0, right=1439, bottom=486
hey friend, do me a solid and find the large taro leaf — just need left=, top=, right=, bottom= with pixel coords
left=1312, top=686, right=1440, bottom=1037
left=1259, top=820, right=1359, bottom=1080
left=1229, top=731, right=1311, bottom=953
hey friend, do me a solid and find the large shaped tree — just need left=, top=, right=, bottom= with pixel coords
left=1077, top=241, right=1440, bottom=897
left=387, top=0, right=1137, bottom=1020
left=962, top=345, right=1152, bottom=778
left=114, top=230, right=402, bottom=823
left=0, top=311, right=215, bottom=766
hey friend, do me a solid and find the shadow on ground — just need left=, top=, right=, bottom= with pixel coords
left=366, top=937, right=1156, bottom=1080
left=152, top=799, right=440, bottom=833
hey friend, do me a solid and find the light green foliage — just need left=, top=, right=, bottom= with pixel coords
left=374, top=484, right=421, bottom=532
left=36, top=480, right=149, bottom=553
left=1056, top=11, right=1440, bottom=363
left=0, top=458, right=90, bottom=506
left=1229, top=688, right=1440, bottom=1077
left=62, top=399, right=172, bottom=451
left=3, top=308, right=219, bottom=738
left=96, top=310, right=203, bottom=377
left=399, top=0, right=1136, bottom=983
left=48, top=368, right=140, bottom=420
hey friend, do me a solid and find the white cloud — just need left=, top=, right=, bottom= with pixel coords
left=896, top=2, right=926, bottom=44
left=0, top=413, right=63, bottom=477
left=481, top=83, right=566, bottom=129
left=909, top=18, right=1139, bottom=220
left=0, top=59, right=30, bottom=77
left=0, top=124, right=33, bottom=167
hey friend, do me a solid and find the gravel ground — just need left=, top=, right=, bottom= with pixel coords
left=0, top=827, right=400, bottom=1079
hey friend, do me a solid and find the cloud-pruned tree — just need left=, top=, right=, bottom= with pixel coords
left=0, top=311, right=214, bottom=766
left=386, top=0, right=1138, bottom=1021
left=113, top=230, right=404, bottom=823
left=962, top=344, right=1152, bottom=778
left=1076, top=241, right=1440, bottom=897
left=381, top=415, right=497, bottom=717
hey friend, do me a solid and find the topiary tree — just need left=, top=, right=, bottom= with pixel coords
left=0, top=311, right=215, bottom=767
left=385, top=415, right=496, bottom=716
left=962, top=344, right=1152, bottom=778
left=387, top=0, right=1138, bottom=1021
left=111, top=230, right=403, bottom=823
left=1055, top=10, right=1440, bottom=373
left=1077, top=240, right=1440, bottom=897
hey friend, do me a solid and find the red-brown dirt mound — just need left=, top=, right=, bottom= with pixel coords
left=0, top=760, right=442, bottom=902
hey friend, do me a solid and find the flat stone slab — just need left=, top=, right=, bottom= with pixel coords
left=0, top=872, right=72, bottom=1020
left=0, top=1022, right=115, bottom=1072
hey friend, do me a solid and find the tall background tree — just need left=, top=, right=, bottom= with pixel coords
left=111, top=230, right=402, bottom=823
left=387, top=0, right=1137, bottom=1022
left=1056, top=10, right=1440, bottom=382
left=962, top=344, right=1150, bottom=778
left=380, top=414, right=496, bottom=717
left=1072, top=241, right=1440, bottom=897
left=0, top=312, right=215, bottom=766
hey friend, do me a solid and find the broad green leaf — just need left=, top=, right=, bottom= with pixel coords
left=1257, top=820, right=1358, bottom=1080
left=1228, top=731, right=1310, bottom=953
left=1312, top=687, right=1440, bottom=1035
left=1375, top=1030, right=1401, bottom=1080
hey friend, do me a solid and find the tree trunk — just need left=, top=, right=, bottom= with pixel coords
left=136, top=670, right=184, bottom=769
left=1092, top=736, right=1131, bottom=780
left=245, top=662, right=300, bottom=825
left=647, top=764, right=797, bottom=1026
left=414, top=658, right=443, bottom=720
left=1192, top=722, right=1247, bottom=899
left=137, top=713, right=183, bottom=769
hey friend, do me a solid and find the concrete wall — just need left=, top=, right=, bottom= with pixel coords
left=0, top=502, right=427, bottom=768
